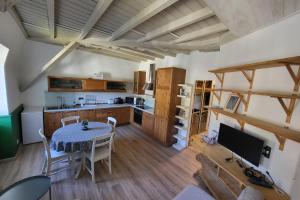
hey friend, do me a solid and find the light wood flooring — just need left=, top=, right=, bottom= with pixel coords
left=0, top=125, right=205, bottom=200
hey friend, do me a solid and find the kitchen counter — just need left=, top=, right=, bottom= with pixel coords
left=44, top=104, right=154, bottom=115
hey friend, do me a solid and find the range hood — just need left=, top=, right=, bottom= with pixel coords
left=143, top=64, right=155, bottom=91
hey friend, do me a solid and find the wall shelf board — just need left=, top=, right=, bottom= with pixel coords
left=209, top=56, right=300, bottom=73
left=173, top=134, right=186, bottom=141
left=175, top=115, right=188, bottom=121
left=174, top=125, right=187, bottom=131
left=212, top=89, right=300, bottom=99
left=176, top=105, right=189, bottom=110
left=177, top=95, right=190, bottom=99
left=207, top=107, right=300, bottom=150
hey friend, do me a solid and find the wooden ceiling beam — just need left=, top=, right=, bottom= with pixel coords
left=79, top=0, right=114, bottom=39
left=46, top=0, right=55, bottom=38
left=89, top=44, right=148, bottom=61
left=8, top=6, right=29, bottom=38
left=78, top=46, right=142, bottom=63
left=172, top=23, right=227, bottom=44
left=108, top=0, right=179, bottom=41
left=117, top=47, right=156, bottom=60
left=138, top=7, right=214, bottom=42
left=0, top=0, right=18, bottom=12
left=21, top=41, right=79, bottom=92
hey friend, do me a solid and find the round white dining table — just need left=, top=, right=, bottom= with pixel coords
left=51, top=122, right=112, bottom=153
left=50, top=122, right=113, bottom=179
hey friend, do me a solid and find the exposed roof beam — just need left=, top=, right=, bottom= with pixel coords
left=8, top=6, right=29, bottom=38
left=46, top=0, right=55, bottom=38
left=131, top=29, right=146, bottom=36
left=138, top=7, right=214, bottom=42
left=89, top=44, right=148, bottom=61
left=79, top=0, right=114, bottom=39
left=136, top=48, right=164, bottom=59
left=78, top=46, right=142, bottom=63
left=117, top=47, right=156, bottom=60
left=82, top=37, right=220, bottom=51
left=0, top=0, right=18, bottom=12
left=21, top=41, right=79, bottom=92
left=172, top=23, right=227, bottom=44
left=108, top=0, right=179, bottom=41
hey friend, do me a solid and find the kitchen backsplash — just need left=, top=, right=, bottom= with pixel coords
left=44, top=92, right=156, bottom=108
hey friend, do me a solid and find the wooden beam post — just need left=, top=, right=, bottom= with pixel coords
left=20, top=41, right=79, bottom=92
left=138, top=7, right=214, bottom=42
left=172, top=23, right=227, bottom=44
left=79, top=0, right=114, bottom=39
left=8, top=6, right=29, bottom=38
left=108, top=0, right=179, bottom=41
left=46, top=0, right=55, bottom=38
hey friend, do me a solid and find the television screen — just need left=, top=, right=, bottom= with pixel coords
left=218, top=123, right=264, bottom=166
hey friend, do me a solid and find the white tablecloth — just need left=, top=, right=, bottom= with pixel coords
left=51, top=122, right=112, bottom=152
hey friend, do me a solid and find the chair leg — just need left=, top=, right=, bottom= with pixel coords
left=91, top=161, right=95, bottom=183
left=68, top=154, right=71, bottom=164
left=42, top=158, right=47, bottom=175
left=112, top=140, right=116, bottom=153
left=71, top=154, right=75, bottom=175
left=46, top=161, right=51, bottom=176
left=108, top=156, right=112, bottom=175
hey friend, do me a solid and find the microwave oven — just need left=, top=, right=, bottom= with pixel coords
left=125, top=97, right=144, bottom=105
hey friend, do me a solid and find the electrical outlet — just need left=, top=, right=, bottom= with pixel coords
left=262, top=145, right=271, bottom=158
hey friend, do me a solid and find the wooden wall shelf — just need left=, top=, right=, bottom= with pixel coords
left=208, top=107, right=300, bottom=150
left=209, top=56, right=300, bottom=73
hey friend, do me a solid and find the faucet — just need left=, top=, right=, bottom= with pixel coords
left=57, top=96, right=65, bottom=108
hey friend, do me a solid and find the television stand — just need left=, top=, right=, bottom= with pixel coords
left=194, top=141, right=290, bottom=200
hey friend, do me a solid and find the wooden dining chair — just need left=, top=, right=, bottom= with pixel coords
left=61, top=116, right=80, bottom=126
left=38, top=129, right=74, bottom=176
left=107, top=117, right=117, bottom=152
left=83, top=132, right=114, bottom=183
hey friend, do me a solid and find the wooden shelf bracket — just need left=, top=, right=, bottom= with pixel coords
left=236, top=119, right=245, bottom=131
left=284, top=63, right=300, bottom=92
left=275, top=135, right=286, bottom=151
left=240, top=69, right=256, bottom=89
left=275, top=95, right=297, bottom=123
left=213, top=73, right=225, bottom=104
left=235, top=92, right=252, bottom=112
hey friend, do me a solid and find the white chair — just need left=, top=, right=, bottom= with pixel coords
left=83, top=132, right=114, bottom=182
left=39, top=129, right=74, bottom=176
left=107, top=117, right=117, bottom=152
left=61, top=116, right=80, bottom=127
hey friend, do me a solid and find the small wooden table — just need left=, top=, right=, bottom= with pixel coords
left=194, top=141, right=290, bottom=200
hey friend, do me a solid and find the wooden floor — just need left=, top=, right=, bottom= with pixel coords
left=0, top=125, right=205, bottom=200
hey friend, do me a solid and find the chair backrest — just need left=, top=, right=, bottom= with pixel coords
left=91, top=132, right=114, bottom=159
left=61, top=116, right=80, bottom=126
left=107, top=117, right=117, bottom=131
left=38, top=129, right=51, bottom=160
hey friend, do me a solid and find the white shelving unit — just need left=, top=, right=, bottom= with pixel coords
left=172, top=83, right=194, bottom=151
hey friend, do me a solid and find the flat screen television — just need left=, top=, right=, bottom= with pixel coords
left=218, top=123, right=264, bottom=166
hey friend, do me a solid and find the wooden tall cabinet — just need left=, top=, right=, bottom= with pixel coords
left=133, top=71, right=146, bottom=94
left=154, top=67, right=186, bottom=146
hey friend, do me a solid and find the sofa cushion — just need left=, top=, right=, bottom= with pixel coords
left=237, top=186, right=264, bottom=200
left=173, top=185, right=215, bottom=200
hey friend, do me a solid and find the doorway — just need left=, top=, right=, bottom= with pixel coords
left=189, top=80, right=214, bottom=138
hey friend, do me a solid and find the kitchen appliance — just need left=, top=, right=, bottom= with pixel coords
left=133, top=108, right=143, bottom=125
left=21, top=106, right=43, bottom=144
left=142, top=64, right=155, bottom=95
left=114, top=97, right=124, bottom=104
left=125, top=97, right=144, bottom=105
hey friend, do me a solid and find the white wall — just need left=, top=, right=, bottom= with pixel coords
left=19, top=40, right=139, bottom=107
left=0, top=12, right=25, bottom=114
left=139, top=12, right=300, bottom=199
left=0, top=44, right=9, bottom=114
